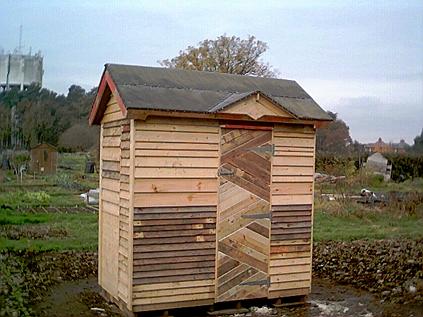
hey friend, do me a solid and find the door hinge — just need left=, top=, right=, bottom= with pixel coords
left=218, top=167, right=235, bottom=176
left=240, top=278, right=270, bottom=286
left=248, top=144, right=275, bottom=155
left=241, top=212, right=272, bottom=220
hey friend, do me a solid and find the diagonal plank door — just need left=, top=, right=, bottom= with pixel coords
left=216, top=127, right=272, bottom=302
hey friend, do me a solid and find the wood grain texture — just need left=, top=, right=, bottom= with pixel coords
left=216, top=127, right=272, bottom=302
left=132, top=205, right=216, bottom=307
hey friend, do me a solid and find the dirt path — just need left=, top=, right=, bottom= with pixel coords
left=33, top=277, right=423, bottom=317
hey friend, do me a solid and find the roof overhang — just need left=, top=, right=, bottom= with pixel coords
left=89, top=68, right=331, bottom=128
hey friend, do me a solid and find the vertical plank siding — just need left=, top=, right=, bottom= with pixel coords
left=269, top=124, right=315, bottom=298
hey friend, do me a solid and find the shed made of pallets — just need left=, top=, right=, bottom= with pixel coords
left=89, top=64, right=332, bottom=315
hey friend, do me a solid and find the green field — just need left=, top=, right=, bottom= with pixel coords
left=1, top=154, right=422, bottom=252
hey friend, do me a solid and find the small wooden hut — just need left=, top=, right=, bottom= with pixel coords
left=30, top=143, right=58, bottom=174
left=89, top=64, right=332, bottom=315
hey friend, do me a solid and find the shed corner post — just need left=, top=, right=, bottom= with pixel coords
left=127, top=119, right=136, bottom=310
left=98, top=124, right=104, bottom=287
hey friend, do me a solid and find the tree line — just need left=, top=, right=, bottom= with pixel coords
left=0, top=84, right=99, bottom=152
left=0, top=34, right=421, bottom=155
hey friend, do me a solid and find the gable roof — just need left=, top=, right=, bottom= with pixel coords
left=90, top=64, right=332, bottom=124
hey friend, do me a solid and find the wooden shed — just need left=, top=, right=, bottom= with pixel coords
left=89, top=64, right=332, bottom=315
left=30, top=143, right=58, bottom=174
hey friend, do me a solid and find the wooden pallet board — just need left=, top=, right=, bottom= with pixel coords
left=216, top=127, right=272, bottom=303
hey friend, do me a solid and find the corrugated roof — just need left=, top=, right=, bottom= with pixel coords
left=105, top=64, right=332, bottom=121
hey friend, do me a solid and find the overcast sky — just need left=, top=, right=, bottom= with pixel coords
left=1, top=0, right=422, bottom=143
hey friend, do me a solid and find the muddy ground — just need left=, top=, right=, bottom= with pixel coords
left=33, top=277, right=422, bottom=317
left=1, top=239, right=422, bottom=317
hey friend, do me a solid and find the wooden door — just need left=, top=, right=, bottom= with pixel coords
left=216, top=126, right=272, bottom=302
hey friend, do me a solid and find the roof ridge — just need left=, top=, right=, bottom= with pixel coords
left=118, top=82, right=310, bottom=100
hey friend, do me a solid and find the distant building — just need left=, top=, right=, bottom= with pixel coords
left=365, top=152, right=392, bottom=181
left=365, top=137, right=408, bottom=154
left=0, top=51, right=43, bottom=91
left=30, top=143, right=57, bottom=174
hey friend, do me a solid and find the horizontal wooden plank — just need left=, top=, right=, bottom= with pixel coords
left=269, top=280, right=311, bottom=291
left=136, top=156, right=219, bottom=168
left=135, top=206, right=216, bottom=213
left=134, top=218, right=216, bottom=226
left=272, top=176, right=314, bottom=183
left=273, top=131, right=314, bottom=138
left=136, top=122, right=218, bottom=134
left=275, top=151, right=314, bottom=157
left=271, top=183, right=313, bottom=195
left=102, top=126, right=121, bottom=137
left=133, top=285, right=214, bottom=299
left=134, top=178, right=218, bottom=193
left=133, top=279, right=214, bottom=292
left=101, top=170, right=120, bottom=180
left=102, top=147, right=120, bottom=161
left=273, top=156, right=314, bottom=167
left=272, top=166, right=314, bottom=176
left=102, top=119, right=127, bottom=129
left=139, top=117, right=218, bottom=127
left=134, top=211, right=216, bottom=221
left=133, top=267, right=214, bottom=280
left=133, top=242, right=215, bottom=253
left=102, top=178, right=120, bottom=192
left=274, top=138, right=314, bottom=148
left=133, top=299, right=214, bottom=313
left=134, top=235, right=215, bottom=245
left=271, top=216, right=311, bottom=224
left=135, top=149, right=218, bottom=158
left=136, top=142, right=219, bottom=151
left=272, top=194, right=313, bottom=205
left=270, top=258, right=311, bottom=268
left=271, top=244, right=310, bottom=253
left=271, top=222, right=312, bottom=230
left=273, top=125, right=314, bottom=134
left=134, top=260, right=215, bottom=273
left=133, top=273, right=215, bottom=285
left=271, top=228, right=311, bottom=236
left=268, top=288, right=310, bottom=299
left=135, top=167, right=217, bottom=178
left=272, top=210, right=312, bottom=217
left=134, top=192, right=217, bottom=207
left=102, top=111, right=124, bottom=123
left=103, top=136, right=121, bottom=147
left=133, top=292, right=213, bottom=306
left=135, top=223, right=215, bottom=232
left=272, top=204, right=312, bottom=212
left=102, top=160, right=120, bottom=172
left=136, top=131, right=219, bottom=144
left=133, top=255, right=215, bottom=266
left=102, top=196, right=119, bottom=208
left=133, top=248, right=215, bottom=260
left=272, top=233, right=311, bottom=241
left=270, top=251, right=310, bottom=260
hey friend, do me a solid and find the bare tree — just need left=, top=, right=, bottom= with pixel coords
left=159, top=35, right=278, bottom=77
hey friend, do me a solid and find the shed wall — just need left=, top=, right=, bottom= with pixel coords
left=269, top=124, right=315, bottom=298
left=131, top=117, right=219, bottom=311
left=99, top=95, right=131, bottom=305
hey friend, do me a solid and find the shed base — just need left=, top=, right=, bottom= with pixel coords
left=100, top=289, right=135, bottom=317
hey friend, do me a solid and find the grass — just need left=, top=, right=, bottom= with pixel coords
left=314, top=210, right=423, bottom=241
left=0, top=211, right=98, bottom=251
